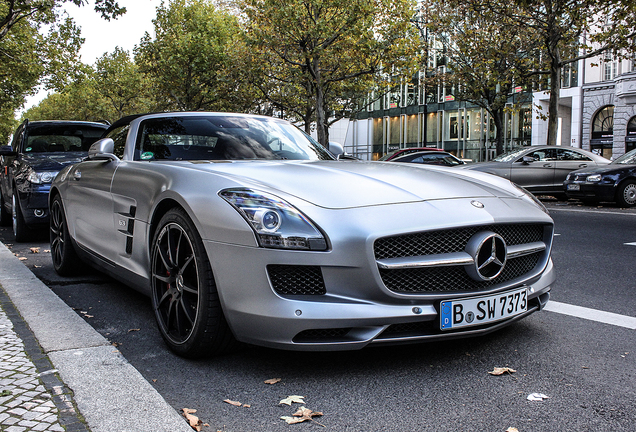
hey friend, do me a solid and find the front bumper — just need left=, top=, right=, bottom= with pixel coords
left=204, top=197, right=555, bottom=351
left=563, top=181, right=616, bottom=202
left=15, top=183, right=51, bottom=227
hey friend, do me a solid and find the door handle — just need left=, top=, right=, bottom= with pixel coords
left=579, top=164, right=588, bottom=168
left=73, top=171, right=81, bottom=180
left=543, top=163, right=552, bottom=167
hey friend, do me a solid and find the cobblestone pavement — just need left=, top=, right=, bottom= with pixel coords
left=0, top=298, right=88, bottom=432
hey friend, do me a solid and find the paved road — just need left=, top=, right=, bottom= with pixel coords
left=2, top=200, right=635, bottom=431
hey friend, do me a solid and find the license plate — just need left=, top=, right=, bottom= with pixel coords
left=567, top=184, right=580, bottom=191
left=440, top=288, right=528, bottom=330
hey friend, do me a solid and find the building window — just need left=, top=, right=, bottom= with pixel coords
left=591, top=105, right=614, bottom=159
left=603, top=51, right=617, bottom=81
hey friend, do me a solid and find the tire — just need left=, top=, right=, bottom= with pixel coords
left=616, top=180, right=636, bottom=208
left=0, top=193, right=11, bottom=226
left=12, top=190, right=31, bottom=242
left=50, top=194, right=80, bottom=276
left=150, top=208, right=236, bottom=358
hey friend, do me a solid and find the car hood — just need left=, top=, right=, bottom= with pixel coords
left=184, top=160, right=522, bottom=209
left=569, top=163, right=636, bottom=176
left=21, top=152, right=87, bottom=171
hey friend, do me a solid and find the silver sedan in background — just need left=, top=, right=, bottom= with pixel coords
left=50, top=112, right=556, bottom=358
left=461, top=146, right=610, bottom=198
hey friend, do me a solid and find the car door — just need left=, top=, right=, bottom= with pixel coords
left=553, top=148, right=594, bottom=184
left=509, top=148, right=557, bottom=191
left=63, top=125, right=128, bottom=263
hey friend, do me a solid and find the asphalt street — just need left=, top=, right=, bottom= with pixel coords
left=1, top=199, right=635, bottom=431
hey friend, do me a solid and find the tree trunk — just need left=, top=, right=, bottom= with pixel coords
left=492, top=108, right=505, bottom=156
left=546, top=48, right=562, bottom=146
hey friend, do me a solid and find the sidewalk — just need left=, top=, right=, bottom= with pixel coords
left=0, top=243, right=191, bottom=432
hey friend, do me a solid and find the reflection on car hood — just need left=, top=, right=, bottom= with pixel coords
left=21, top=152, right=86, bottom=170
left=570, top=163, right=636, bottom=176
left=185, top=160, right=520, bottom=209
left=459, top=161, right=509, bottom=170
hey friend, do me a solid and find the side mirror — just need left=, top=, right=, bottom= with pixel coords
left=0, top=145, right=16, bottom=156
left=328, top=141, right=344, bottom=157
left=88, top=138, right=119, bottom=161
left=521, top=156, right=534, bottom=164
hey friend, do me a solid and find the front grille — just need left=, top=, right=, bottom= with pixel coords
left=374, top=224, right=544, bottom=260
left=267, top=265, right=326, bottom=296
left=375, top=224, right=548, bottom=294
left=379, top=253, right=540, bottom=293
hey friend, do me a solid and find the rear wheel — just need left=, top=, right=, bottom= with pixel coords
left=616, top=180, right=636, bottom=207
left=150, top=208, right=236, bottom=358
left=12, top=190, right=31, bottom=242
left=50, top=194, right=79, bottom=276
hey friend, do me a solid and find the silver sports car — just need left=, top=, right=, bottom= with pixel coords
left=50, top=112, right=555, bottom=358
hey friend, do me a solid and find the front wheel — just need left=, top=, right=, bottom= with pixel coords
left=150, top=208, right=236, bottom=358
left=616, top=180, right=636, bottom=207
left=50, top=194, right=80, bottom=276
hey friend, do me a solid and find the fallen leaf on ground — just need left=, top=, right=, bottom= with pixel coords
left=43, top=249, right=50, bottom=253
left=264, top=378, right=281, bottom=385
left=223, top=399, right=250, bottom=407
left=128, top=328, right=140, bottom=332
left=182, top=408, right=203, bottom=431
left=488, top=367, right=517, bottom=376
left=280, top=395, right=305, bottom=406
left=506, top=428, right=519, bottom=432
left=527, top=393, right=550, bottom=401
left=18, top=257, right=27, bottom=261
left=29, top=247, right=40, bottom=253
left=281, top=406, right=324, bottom=426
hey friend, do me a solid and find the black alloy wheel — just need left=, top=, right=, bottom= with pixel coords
left=50, top=195, right=80, bottom=276
left=617, top=180, right=636, bottom=207
left=151, top=208, right=236, bottom=358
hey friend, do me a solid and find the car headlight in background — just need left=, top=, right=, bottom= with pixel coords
left=27, top=169, right=59, bottom=184
left=586, top=174, right=601, bottom=182
left=220, top=189, right=328, bottom=251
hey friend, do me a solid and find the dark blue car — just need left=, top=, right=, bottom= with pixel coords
left=0, top=120, right=108, bottom=241
left=563, top=149, right=636, bottom=207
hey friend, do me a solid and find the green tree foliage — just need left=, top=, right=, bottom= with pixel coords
left=242, top=0, right=421, bottom=146
left=463, top=0, right=636, bottom=145
left=425, top=0, right=539, bottom=154
left=95, top=47, right=154, bottom=118
left=0, top=0, right=125, bottom=143
left=135, top=0, right=253, bottom=112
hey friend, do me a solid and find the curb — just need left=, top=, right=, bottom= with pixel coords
left=0, top=242, right=191, bottom=432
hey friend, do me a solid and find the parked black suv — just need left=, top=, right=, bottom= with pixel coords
left=0, top=120, right=109, bottom=241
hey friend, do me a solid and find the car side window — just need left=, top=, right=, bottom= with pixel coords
left=523, top=149, right=557, bottom=162
left=558, top=149, right=591, bottom=161
left=106, top=125, right=130, bottom=159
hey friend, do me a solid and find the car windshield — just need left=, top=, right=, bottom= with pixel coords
left=611, top=149, right=636, bottom=165
left=492, top=148, right=530, bottom=162
left=135, top=116, right=334, bottom=161
left=24, top=125, right=106, bottom=153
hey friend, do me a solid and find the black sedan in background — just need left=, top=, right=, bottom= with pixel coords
left=0, top=120, right=108, bottom=241
left=388, top=150, right=465, bottom=166
left=564, top=149, right=636, bottom=207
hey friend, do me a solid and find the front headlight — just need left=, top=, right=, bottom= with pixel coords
left=27, top=169, right=59, bottom=184
left=512, top=183, right=549, bottom=215
left=586, top=174, right=601, bottom=182
left=220, top=189, right=328, bottom=251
